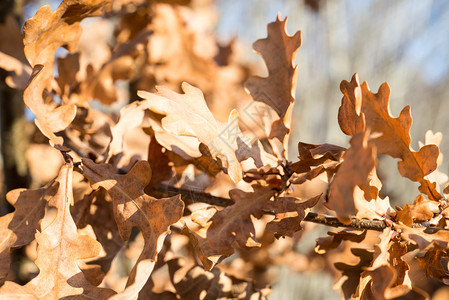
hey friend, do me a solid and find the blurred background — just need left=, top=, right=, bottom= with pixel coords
left=214, top=2, right=449, bottom=297
left=214, top=0, right=449, bottom=207
left=1, top=0, right=449, bottom=299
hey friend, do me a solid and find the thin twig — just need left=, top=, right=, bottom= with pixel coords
left=149, top=183, right=443, bottom=232
left=149, top=184, right=235, bottom=207
left=303, top=212, right=386, bottom=231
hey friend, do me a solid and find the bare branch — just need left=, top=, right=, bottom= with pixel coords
left=150, top=183, right=446, bottom=232
left=303, top=212, right=385, bottom=231
left=149, top=183, right=235, bottom=207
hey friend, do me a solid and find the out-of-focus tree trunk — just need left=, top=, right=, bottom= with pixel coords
left=0, top=0, right=28, bottom=215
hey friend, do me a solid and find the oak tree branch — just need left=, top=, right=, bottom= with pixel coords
left=150, top=183, right=441, bottom=232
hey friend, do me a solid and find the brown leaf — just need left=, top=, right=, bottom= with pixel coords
left=22, top=0, right=106, bottom=148
left=25, top=65, right=77, bottom=149
left=65, top=107, right=113, bottom=160
left=245, top=14, right=301, bottom=158
left=235, top=137, right=278, bottom=169
left=82, top=158, right=184, bottom=298
left=395, top=195, right=439, bottom=226
left=25, top=144, right=64, bottom=188
left=108, top=98, right=223, bottom=180
left=167, top=258, right=270, bottom=299
left=418, top=130, right=448, bottom=185
left=338, top=74, right=365, bottom=136
left=144, top=4, right=217, bottom=93
left=23, top=0, right=104, bottom=69
left=191, top=185, right=275, bottom=267
left=416, top=243, right=449, bottom=284
left=55, top=52, right=80, bottom=99
left=138, top=82, right=247, bottom=182
left=82, top=29, right=150, bottom=105
left=291, top=142, right=345, bottom=174
left=327, top=132, right=376, bottom=224
left=179, top=226, right=214, bottom=271
left=264, top=195, right=321, bottom=238
left=315, top=229, right=367, bottom=254
left=84, top=189, right=124, bottom=284
left=395, top=224, right=449, bottom=250
left=355, top=191, right=393, bottom=221
left=0, top=165, right=115, bottom=298
left=355, top=229, right=396, bottom=299
left=334, top=248, right=374, bottom=299
left=0, top=182, right=58, bottom=284
left=108, top=100, right=148, bottom=158
left=355, top=229, right=425, bottom=299
left=147, top=137, right=173, bottom=187
left=339, top=74, right=442, bottom=200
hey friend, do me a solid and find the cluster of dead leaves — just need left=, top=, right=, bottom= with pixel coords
left=1, top=0, right=449, bottom=299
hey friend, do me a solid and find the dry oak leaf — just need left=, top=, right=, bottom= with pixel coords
left=418, top=130, right=449, bottom=185
left=108, top=95, right=222, bottom=178
left=416, top=243, right=449, bottom=284
left=327, top=132, right=376, bottom=224
left=395, top=194, right=439, bottom=226
left=354, top=189, right=393, bottom=222
left=291, top=142, right=345, bottom=175
left=25, top=65, right=77, bottom=149
left=395, top=224, right=449, bottom=251
left=55, top=52, right=80, bottom=100
left=82, top=28, right=150, bottom=105
left=106, top=98, right=222, bottom=180
left=245, top=14, right=301, bottom=159
left=138, top=82, right=247, bottom=183
left=334, top=248, right=374, bottom=299
left=0, top=181, right=58, bottom=284
left=395, top=226, right=449, bottom=285
left=147, top=136, right=173, bottom=188
left=82, top=158, right=184, bottom=299
left=263, top=194, right=321, bottom=238
left=191, top=185, right=276, bottom=268
left=355, top=229, right=424, bottom=300
left=315, top=229, right=367, bottom=254
left=111, top=99, right=206, bottom=161
left=82, top=189, right=124, bottom=285
left=22, top=0, right=106, bottom=147
left=108, top=100, right=149, bottom=158
left=339, top=74, right=441, bottom=200
left=0, top=164, right=116, bottom=299
left=23, top=0, right=105, bottom=72
left=167, top=258, right=269, bottom=300
left=65, top=107, right=113, bottom=160
left=145, top=3, right=217, bottom=93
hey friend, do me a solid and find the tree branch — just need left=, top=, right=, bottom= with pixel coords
left=303, top=212, right=386, bottom=231
left=149, top=183, right=444, bottom=232
left=149, top=183, right=235, bottom=207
